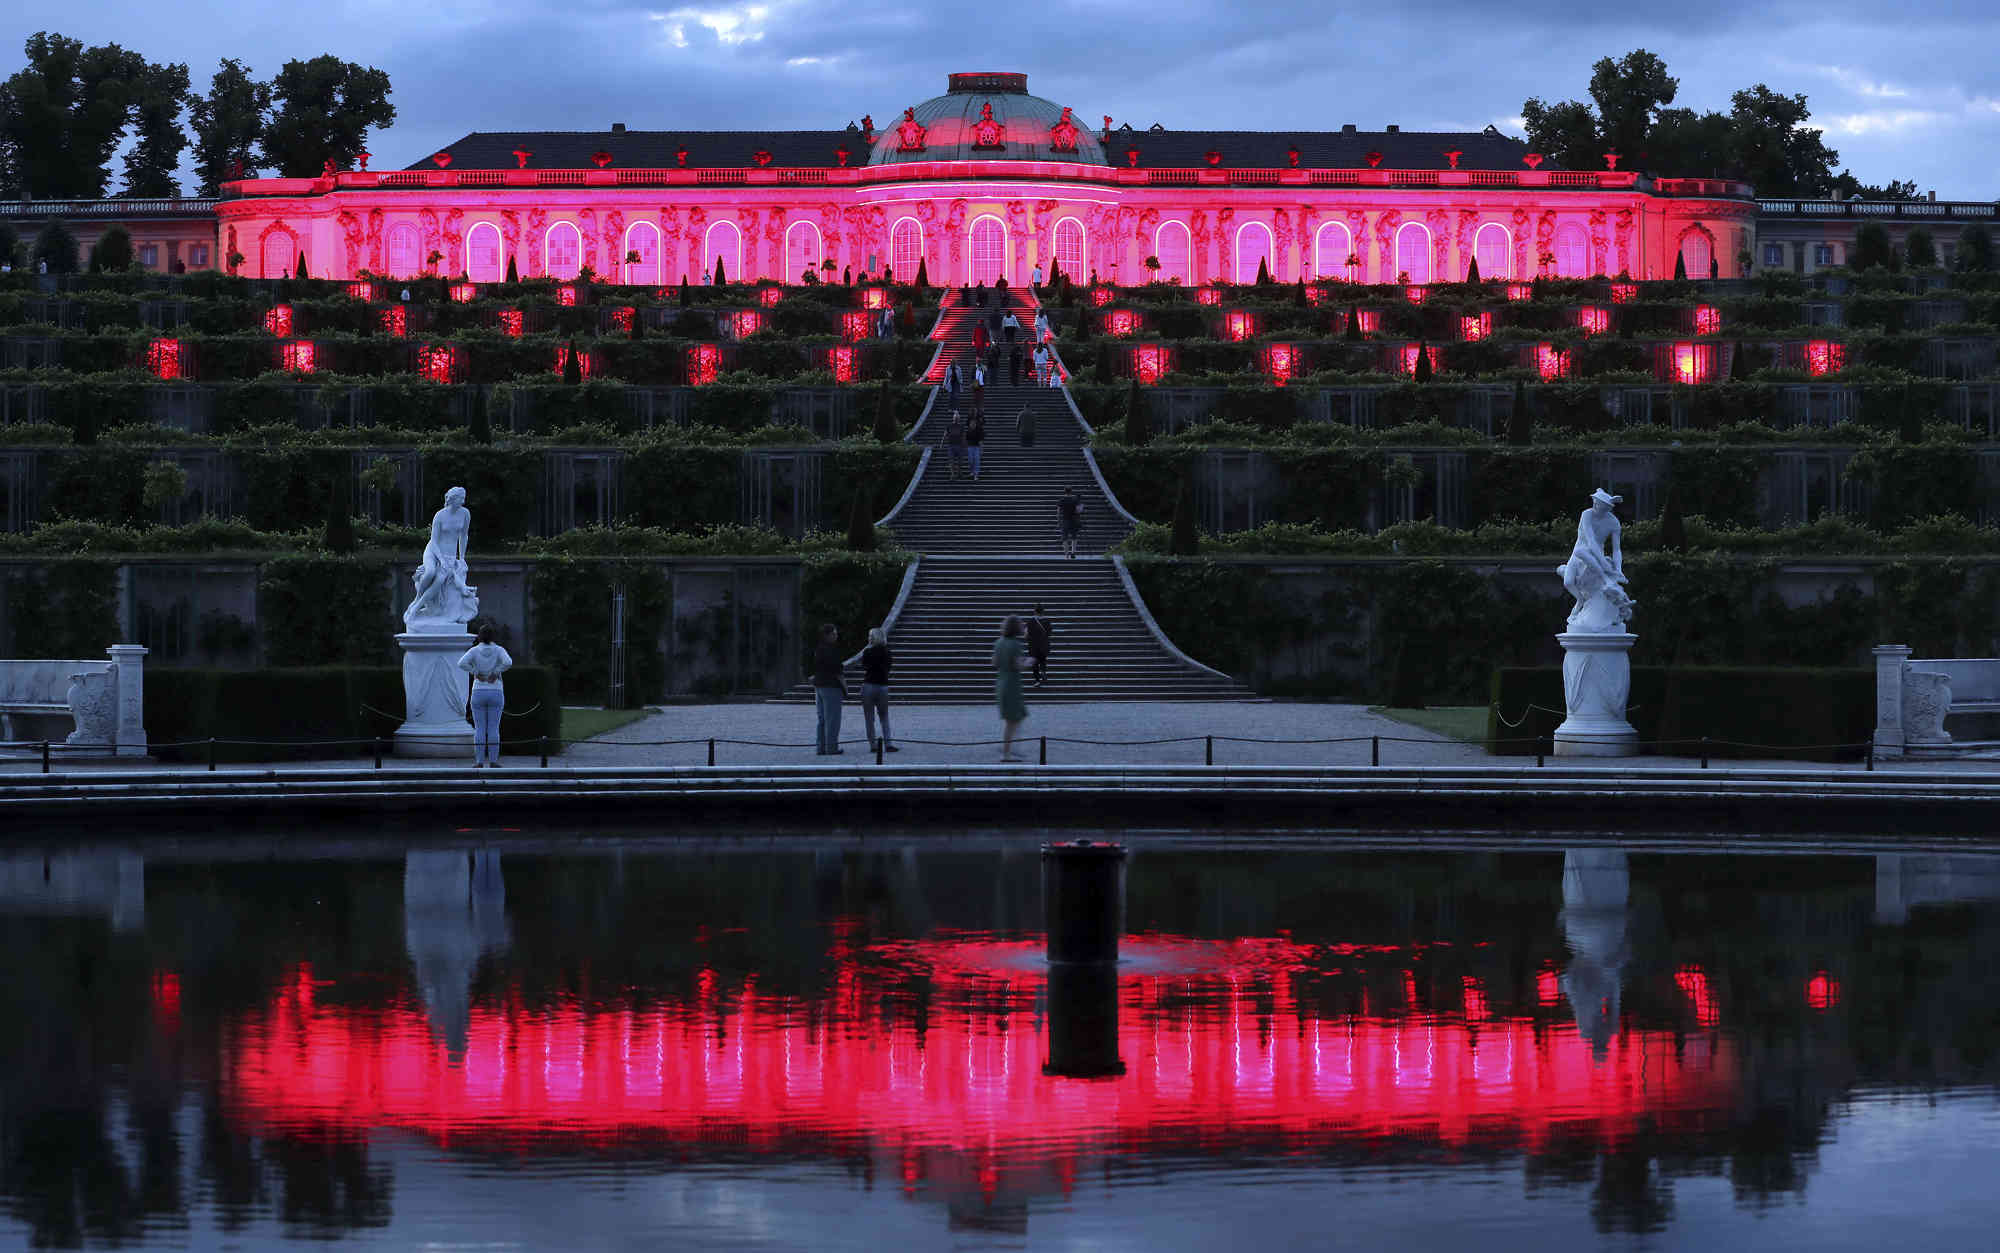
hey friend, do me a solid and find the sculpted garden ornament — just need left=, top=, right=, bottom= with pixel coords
left=404, top=486, right=479, bottom=631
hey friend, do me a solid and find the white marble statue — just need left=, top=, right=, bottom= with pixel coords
left=403, top=486, right=479, bottom=631
left=1558, top=488, right=1635, bottom=634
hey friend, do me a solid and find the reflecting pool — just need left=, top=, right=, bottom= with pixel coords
left=3, top=838, right=1999, bottom=1249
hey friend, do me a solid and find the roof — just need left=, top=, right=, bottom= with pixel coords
left=414, top=130, right=863, bottom=172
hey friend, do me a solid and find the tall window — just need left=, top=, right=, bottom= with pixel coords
left=784, top=221, right=822, bottom=282
left=1394, top=222, right=1431, bottom=284
left=1473, top=223, right=1510, bottom=279
left=1235, top=221, right=1273, bottom=284
left=545, top=222, right=583, bottom=280
left=1054, top=217, right=1086, bottom=279
left=624, top=221, right=661, bottom=285
left=386, top=224, right=421, bottom=278
left=466, top=222, right=503, bottom=282
left=704, top=220, right=741, bottom=282
left=261, top=231, right=296, bottom=278
left=1680, top=230, right=1714, bottom=278
left=1313, top=222, right=1353, bottom=278
left=891, top=217, right=922, bottom=277
left=1154, top=221, right=1189, bottom=284
left=1554, top=223, right=1589, bottom=277
left=969, top=215, right=1006, bottom=284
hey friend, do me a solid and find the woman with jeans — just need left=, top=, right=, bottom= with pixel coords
left=811, top=623, right=846, bottom=754
left=860, top=628, right=897, bottom=754
left=456, top=626, right=513, bottom=767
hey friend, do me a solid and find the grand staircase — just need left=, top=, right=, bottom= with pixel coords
left=777, top=286, right=1253, bottom=705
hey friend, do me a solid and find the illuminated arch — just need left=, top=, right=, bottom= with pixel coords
left=1054, top=216, right=1087, bottom=279
left=890, top=217, right=923, bottom=277
left=545, top=221, right=583, bottom=280
left=1677, top=225, right=1716, bottom=278
left=1152, top=220, right=1189, bottom=284
left=968, top=214, right=1006, bottom=284
left=622, top=221, right=661, bottom=285
left=784, top=220, right=823, bottom=282
left=1313, top=222, right=1353, bottom=279
left=1394, top=222, right=1432, bottom=284
left=1554, top=223, right=1589, bottom=278
left=703, top=220, right=742, bottom=281
left=465, top=222, right=504, bottom=283
left=1235, top=220, right=1273, bottom=284
left=385, top=224, right=422, bottom=279
left=1472, top=223, right=1511, bottom=280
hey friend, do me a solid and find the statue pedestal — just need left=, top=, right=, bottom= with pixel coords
left=1554, top=631, right=1639, bottom=757
left=396, top=631, right=474, bottom=758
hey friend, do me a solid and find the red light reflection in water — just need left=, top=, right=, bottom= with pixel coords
left=223, top=942, right=1738, bottom=1178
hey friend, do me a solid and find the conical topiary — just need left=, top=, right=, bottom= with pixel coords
left=1123, top=372, right=1148, bottom=445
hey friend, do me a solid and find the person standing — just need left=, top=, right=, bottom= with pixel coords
left=860, top=627, right=897, bottom=754
left=810, top=623, right=846, bottom=755
left=1016, top=404, right=1037, bottom=448
left=1025, top=604, right=1052, bottom=688
left=994, top=616, right=1029, bottom=762
left=943, top=410, right=968, bottom=480
left=965, top=410, right=986, bottom=481
left=1057, top=486, right=1085, bottom=558
left=456, top=626, right=513, bottom=767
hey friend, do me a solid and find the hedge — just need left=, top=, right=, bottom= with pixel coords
left=1486, top=665, right=1873, bottom=761
left=144, top=664, right=561, bottom=762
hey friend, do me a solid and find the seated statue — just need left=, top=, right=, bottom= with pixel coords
left=404, top=486, right=479, bottom=631
left=1558, top=488, right=1635, bottom=633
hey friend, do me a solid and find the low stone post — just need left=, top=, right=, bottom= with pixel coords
left=1872, top=645, right=1911, bottom=759
left=106, top=645, right=148, bottom=758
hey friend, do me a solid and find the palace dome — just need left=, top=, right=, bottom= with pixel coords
left=867, top=73, right=1105, bottom=166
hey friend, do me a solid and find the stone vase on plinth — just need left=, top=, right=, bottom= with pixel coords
left=396, top=630, right=475, bottom=757
left=1553, top=631, right=1639, bottom=756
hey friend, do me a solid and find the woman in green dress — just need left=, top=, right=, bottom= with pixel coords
left=994, top=615, right=1029, bottom=762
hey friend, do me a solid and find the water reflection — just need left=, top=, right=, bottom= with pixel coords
left=2, top=842, right=1999, bottom=1250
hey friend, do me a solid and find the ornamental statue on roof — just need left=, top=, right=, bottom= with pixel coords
left=896, top=108, right=927, bottom=153
left=1049, top=106, right=1079, bottom=153
left=971, top=101, right=1003, bottom=149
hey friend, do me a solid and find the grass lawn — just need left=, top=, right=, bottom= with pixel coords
left=1368, top=706, right=1490, bottom=743
left=561, top=706, right=653, bottom=743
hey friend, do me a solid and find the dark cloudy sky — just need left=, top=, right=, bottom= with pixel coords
left=12, top=0, right=1999, bottom=198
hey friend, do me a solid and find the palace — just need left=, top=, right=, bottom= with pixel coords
left=213, top=72, right=1758, bottom=287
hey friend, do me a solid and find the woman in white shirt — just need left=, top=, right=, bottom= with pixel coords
left=457, top=626, right=513, bottom=767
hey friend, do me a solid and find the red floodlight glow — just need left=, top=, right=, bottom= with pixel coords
left=828, top=345, right=859, bottom=383
left=758, top=286, right=785, bottom=307
left=1196, top=287, right=1223, bottom=307
left=1106, top=309, right=1140, bottom=337
left=280, top=340, right=316, bottom=374
left=497, top=310, right=524, bottom=338
left=1459, top=313, right=1491, bottom=342
left=263, top=305, right=293, bottom=336
left=1578, top=306, right=1610, bottom=336
left=144, top=337, right=182, bottom=379
left=687, top=343, right=721, bottom=385
left=1534, top=343, right=1571, bottom=381
left=378, top=306, right=408, bottom=336
left=1132, top=344, right=1167, bottom=384
left=449, top=283, right=478, bottom=304
left=1806, top=340, right=1847, bottom=376
left=1694, top=304, right=1722, bottom=335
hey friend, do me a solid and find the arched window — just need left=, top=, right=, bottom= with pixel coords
left=784, top=220, right=822, bottom=283
left=1054, top=217, right=1086, bottom=279
left=546, top=222, right=583, bottom=280
left=623, top=221, right=661, bottom=285
left=1554, top=223, right=1589, bottom=278
left=1313, top=222, right=1354, bottom=279
left=1473, top=223, right=1510, bottom=280
left=968, top=215, right=1006, bottom=285
left=466, top=222, right=503, bottom=282
left=385, top=224, right=421, bottom=279
left=891, top=217, right=922, bottom=278
left=261, top=229, right=297, bottom=279
left=1679, top=229, right=1713, bottom=279
left=704, top=220, right=741, bottom=282
left=1235, top=221, right=1273, bottom=284
left=1394, top=222, right=1431, bottom=284
left=1151, top=221, right=1188, bottom=284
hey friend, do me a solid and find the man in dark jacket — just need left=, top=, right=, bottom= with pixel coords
left=1025, top=604, right=1052, bottom=688
left=810, top=623, right=845, bottom=754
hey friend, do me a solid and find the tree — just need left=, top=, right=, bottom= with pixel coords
left=1852, top=222, right=1894, bottom=271
left=260, top=55, right=394, bottom=178
left=90, top=226, right=133, bottom=272
left=190, top=58, right=268, bottom=195
left=0, top=32, right=152, bottom=198
left=32, top=219, right=79, bottom=273
left=120, top=60, right=190, bottom=198
left=1123, top=373, right=1148, bottom=445
left=1905, top=228, right=1937, bottom=269
left=1959, top=224, right=1994, bottom=273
